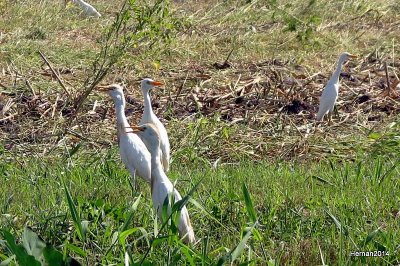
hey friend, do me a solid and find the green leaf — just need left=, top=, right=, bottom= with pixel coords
left=217, top=223, right=256, bottom=265
left=364, top=228, right=381, bottom=247
left=22, top=227, right=46, bottom=263
left=62, top=179, right=86, bottom=242
left=68, top=143, right=82, bottom=158
left=242, top=182, right=257, bottom=223
left=179, top=243, right=195, bottom=266
left=121, top=194, right=142, bottom=232
left=152, top=236, right=169, bottom=247
left=1, top=230, right=41, bottom=266
left=118, top=228, right=147, bottom=247
left=368, top=132, right=382, bottom=140
left=171, top=178, right=203, bottom=214
left=161, top=196, right=170, bottom=224
left=0, top=255, right=15, bottom=266
left=231, top=224, right=256, bottom=262
left=311, top=175, right=335, bottom=186
left=43, top=246, right=64, bottom=266
left=325, top=209, right=348, bottom=236
left=65, top=243, right=86, bottom=257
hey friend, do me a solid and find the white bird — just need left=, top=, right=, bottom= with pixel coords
left=66, top=0, right=101, bottom=18
left=128, top=123, right=196, bottom=244
left=140, top=78, right=171, bottom=172
left=316, top=52, right=357, bottom=122
left=97, top=84, right=151, bottom=186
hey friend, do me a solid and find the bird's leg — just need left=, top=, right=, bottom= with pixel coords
left=334, top=106, right=339, bottom=121
left=312, top=120, right=318, bottom=133
left=128, top=171, right=139, bottom=194
left=328, top=112, right=333, bottom=125
left=127, top=175, right=135, bottom=195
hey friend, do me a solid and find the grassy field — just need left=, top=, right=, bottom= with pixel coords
left=1, top=0, right=400, bottom=265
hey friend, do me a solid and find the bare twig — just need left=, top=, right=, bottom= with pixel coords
left=25, top=79, right=36, bottom=97
left=0, top=113, right=17, bottom=122
left=175, top=72, right=188, bottom=101
left=38, top=50, right=70, bottom=96
left=384, top=61, right=391, bottom=92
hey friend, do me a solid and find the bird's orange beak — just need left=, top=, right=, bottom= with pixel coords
left=96, top=85, right=112, bottom=92
left=349, top=54, right=357, bottom=59
left=125, top=125, right=145, bottom=134
left=150, top=81, right=163, bottom=87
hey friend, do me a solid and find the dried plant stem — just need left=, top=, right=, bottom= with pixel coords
left=38, top=50, right=70, bottom=96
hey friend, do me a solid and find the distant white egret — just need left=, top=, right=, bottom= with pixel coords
left=316, top=52, right=357, bottom=122
left=128, top=123, right=196, bottom=244
left=97, top=84, right=151, bottom=186
left=66, top=0, right=101, bottom=18
left=140, top=78, right=171, bottom=172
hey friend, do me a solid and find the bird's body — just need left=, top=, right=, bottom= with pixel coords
left=140, top=78, right=171, bottom=172
left=98, top=84, right=151, bottom=185
left=70, top=0, right=101, bottom=17
left=316, top=52, right=357, bottom=121
left=316, top=81, right=339, bottom=121
left=129, top=123, right=195, bottom=244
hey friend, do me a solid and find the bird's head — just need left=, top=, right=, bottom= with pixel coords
left=340, top=52, right=357, bottom=62
left=96, top=84, right=125, bottom=103
left=127, top=123, right=161, bottom=155
left=140, top=78, right=163, bottom=94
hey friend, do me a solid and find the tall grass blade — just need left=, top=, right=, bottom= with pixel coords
left=62, top=179, right=86, bottom=242
left=230, top=223, right=256, bottom=263
left=378, top=158, right=400, bottom=185
left=363, top=228, right=381, bottom=247
left=311, top=175, right=335, bottom=186
left=242, top=182, right=257, bottom=223
left=217, top=223, right=256, bottom=265
left=325, top=209, right=348, bottom=236
left=120, top=194, right=142, bottom=232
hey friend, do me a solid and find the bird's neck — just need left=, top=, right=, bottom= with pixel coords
left=328, top=57, right=346, bottom=85
left=114, top=101, right=129, bottom=131
left=150, top=154, right=169, bottom=192
left=143, top=91, right=155, bottom=119
left=151, top=153, right=168, bottom=180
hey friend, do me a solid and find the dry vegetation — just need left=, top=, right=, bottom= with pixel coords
left=0, top=1, right=399, bottom=161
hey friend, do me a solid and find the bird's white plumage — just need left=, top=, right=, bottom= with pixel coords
left=316, top=82, right=339, bottom=121
left=140, top=78, right=171, bottom=172
left=103, top=85, right=151, bottom=184
left=70, top=0, right=101, bottom=17
left=134, top=123, right=195, bottom=244
left=316, top=52, right=356, bottom=121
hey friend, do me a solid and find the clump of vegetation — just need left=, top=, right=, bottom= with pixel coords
left=72, top=0, right=183, bottom=118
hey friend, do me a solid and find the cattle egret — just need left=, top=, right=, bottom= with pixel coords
left=316, top=52, right=357, bottom=122
left=66, top=0, right=101, bottom=18
left=128, top=123, right=196, bottom=244
left=140, top=78, right=171, bottom=172
left=97, top=84, right=151, bottom=186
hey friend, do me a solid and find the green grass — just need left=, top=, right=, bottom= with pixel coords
left=1, top=153, right=399, bottom=264
left=1, top=0, right=400, bottom=265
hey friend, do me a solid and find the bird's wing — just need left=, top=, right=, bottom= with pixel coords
left=156, top=119, right=171, bottom=172
left=173, top=189, right=195, bottom=244
left=317, top=84, right=338, bottom=120
left=120, top=135, right=151, bottom=183
left=152, top=178, right=174, bottom=220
